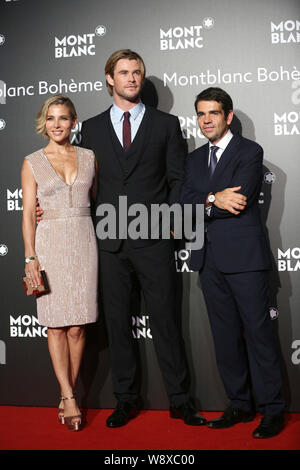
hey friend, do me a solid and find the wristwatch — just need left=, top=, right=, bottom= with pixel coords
left=208, top=193, right=215, bottom=204
left=25, top=256, right=38, bottom=263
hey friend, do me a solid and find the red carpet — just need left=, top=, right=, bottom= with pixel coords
left=0, top=406, right=299, bottom=451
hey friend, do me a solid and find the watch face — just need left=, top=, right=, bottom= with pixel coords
left=208, top=195, right=215, bottom=203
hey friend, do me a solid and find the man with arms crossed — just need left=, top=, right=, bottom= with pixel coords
left=181, top=87, right=285, bottom=438
left=80, top=50, right=206, bottom=427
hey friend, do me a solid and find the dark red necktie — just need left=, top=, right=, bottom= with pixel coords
left=123, top=111, right=131, bottom=152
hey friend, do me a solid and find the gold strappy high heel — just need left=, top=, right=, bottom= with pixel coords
left=62, top=396, right=82, bottom=431
left=58, top=397, right=64, bottom=424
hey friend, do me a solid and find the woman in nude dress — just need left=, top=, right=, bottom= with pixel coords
left=21, top=95, right=98, bottom=431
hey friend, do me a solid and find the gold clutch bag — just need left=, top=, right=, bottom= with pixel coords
left=22, top=270, right=50, bottom=296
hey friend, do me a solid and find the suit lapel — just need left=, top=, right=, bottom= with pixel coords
left=107, top=111, right=127, bottom=175
left=196, top=143, right=210, bottom=192
left=211, top=134, right=241, bottom=183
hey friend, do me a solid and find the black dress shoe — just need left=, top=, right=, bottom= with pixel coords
left=207, top=406, right=256, bottom=429
left=170, top=402, right=207, bottom=425
left=106, top=400, right=139, bottom=428
left=252, top=414, right=284, bottom=438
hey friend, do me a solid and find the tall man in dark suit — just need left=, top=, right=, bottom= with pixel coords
left=181, top=87, right=285, bottom=438
left=80, top=49, right=206, bottom=427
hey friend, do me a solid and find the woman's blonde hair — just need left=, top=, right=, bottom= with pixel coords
left=35, top=94, right=77, bottom=138
left=105, top=49, right=146, bottom=96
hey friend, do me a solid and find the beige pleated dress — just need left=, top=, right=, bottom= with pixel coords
left=25, top=147, right=98, bottom=328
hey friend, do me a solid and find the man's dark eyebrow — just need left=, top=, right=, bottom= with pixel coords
left=197, top=110, right=221, bottom=115
left=118, top=68, right=141, bottom=73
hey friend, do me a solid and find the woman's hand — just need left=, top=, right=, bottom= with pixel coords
left=25, top=259, right=41, bottom=288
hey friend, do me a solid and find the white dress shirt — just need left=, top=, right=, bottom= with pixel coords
left=206, top=129, right=234, bottom=216
left=208, top=129, right=233, bottom=166
left=110, top=101, right=146, bottom=146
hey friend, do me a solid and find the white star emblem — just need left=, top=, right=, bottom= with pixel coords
left=95, top=25, right=106, bottom=37
left=264, top=171, right=276, bottom=184
left=0, top=34, right=5, bottom=46
left=269, top=307, right=279, bottom=320
left=0, top=244, right=8, bottom=256
left=203, top=17, right=214, bottom=29
left=0, top=119, right=6, bottom=131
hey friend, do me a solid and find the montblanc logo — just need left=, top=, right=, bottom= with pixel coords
left=263, top=171, right=276, bottom=184
left=160, top=18, right=214, bottom=51
left=271, top=20, right=300, bottom=44
left=278, top=247, right=300, bottom=271
left=0, top=244, right=8, bottom=256
left=95, top=25, right=106, bottom=37
left=71, top=122, right=82, bottom=145
left=258, top=191, right=264, bottom=204
left=10, top=315, right=48, bottom=338
left=7, top=188, right=23, bottom=211
left=55, top=25, right=107, bottom=58
left=274, top=111, right=300, bottom=136
left=0, top=118, right=6, bottom=130
left=269, top=307, right=279, bottom=320
left=0, top=34, right=5, bottom=46
left=179, top=115, right=206, bottom=141
left=132, top=316, right=152, bottom=340
left=175, top=249, right=193, bottom=272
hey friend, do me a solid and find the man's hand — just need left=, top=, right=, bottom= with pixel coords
left=214, top=186, right=247, bottom=215
left=36, top=199, right=43, bottom=223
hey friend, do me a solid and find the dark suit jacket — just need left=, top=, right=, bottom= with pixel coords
left=180, top=133, right=272, bottom=273
left=81, top=105, right=186, bottom=251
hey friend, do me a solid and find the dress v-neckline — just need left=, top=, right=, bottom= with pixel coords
left=42, top=146, right=79, bottom=187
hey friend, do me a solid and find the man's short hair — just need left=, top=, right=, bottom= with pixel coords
left=105, top=49, right=146, bottom=96
left=194, top=87, right=233, bottom=118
